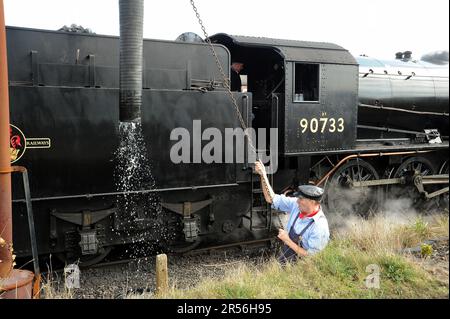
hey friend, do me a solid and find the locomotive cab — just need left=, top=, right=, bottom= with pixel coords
left=210, top=34, right=285, bottom=141
left=210, top=33, right=359, bottom=158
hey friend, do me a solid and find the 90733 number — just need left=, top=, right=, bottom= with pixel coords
left=299, top=117, right=345, bottom=134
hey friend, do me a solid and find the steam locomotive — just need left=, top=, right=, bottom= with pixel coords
left=7, top=26, right=448, bottom=265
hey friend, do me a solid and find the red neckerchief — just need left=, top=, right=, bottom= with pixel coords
left=299, top=208, right=320, bottom=219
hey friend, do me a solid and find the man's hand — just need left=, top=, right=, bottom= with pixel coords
left=277, top=229, right=290, bottom=243
left=254, top=160, right=275, bottom=204
left=254, top=160, right=267, bottom=176
left=278, top=229, right=309, bottom=258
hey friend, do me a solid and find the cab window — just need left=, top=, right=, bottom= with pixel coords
left=294, top=63, right=320, bottom=102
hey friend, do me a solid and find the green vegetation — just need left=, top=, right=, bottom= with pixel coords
left=421, top=244, right=433, bottom=258
left=155, top=214, right=449, bottom=299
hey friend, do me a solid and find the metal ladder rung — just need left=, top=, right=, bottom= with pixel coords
left=250, top=171, right=273, bottom=232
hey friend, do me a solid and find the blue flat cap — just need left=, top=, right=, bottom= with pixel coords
left=292, top=185, right=324, bottom=202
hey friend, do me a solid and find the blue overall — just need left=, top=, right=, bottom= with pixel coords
left=278, top=214, right=315, bottom=264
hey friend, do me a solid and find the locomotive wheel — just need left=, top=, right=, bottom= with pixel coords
left=439, top=160, right=449, bottom=212
left=56, top=247, right=113, bottom=268
left=324, top=159, right=381, bottom=217
left=79, top=247, right=113, bottom=268
left=389, top=157, right=437, bottom=211
left=168, top=238, right=202, bottom=254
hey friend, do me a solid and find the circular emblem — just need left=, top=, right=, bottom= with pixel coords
left=10, top=124, right=27, bottom=164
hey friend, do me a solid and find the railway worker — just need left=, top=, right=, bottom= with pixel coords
left=254, top=161, right=330, bottom=264
left=230, top=60, right=244, bottom=92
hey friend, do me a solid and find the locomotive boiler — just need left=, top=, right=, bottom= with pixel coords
left=6, top=27, right=448, bottom=265
left=357, top=54, right=449, bottom=138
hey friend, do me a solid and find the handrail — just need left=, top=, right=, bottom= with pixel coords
left=10, top=166, right=40, bottom=298
left=359, top=103, right=449, bottom=117
left=243, top=95, right=249, bottom=170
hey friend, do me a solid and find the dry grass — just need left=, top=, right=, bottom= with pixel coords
left=147, top=213, right=449, bottom=299
left=40, top=273, right=76, bottom=299
left=39, top=258, right=79, bottom=299
left=154, top=248, right=447, bottom=299
left=333, top=213, right=449, bottom=254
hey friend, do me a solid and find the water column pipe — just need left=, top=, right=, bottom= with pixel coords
left=0, top=1, right=35, bottom=299
left=119, top=0, right=144, bottom=123
left=0, top=0, right=12, bottom=279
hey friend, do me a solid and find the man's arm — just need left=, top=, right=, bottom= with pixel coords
left=254, top=161, right=276, bottom=204
left=278, top=230, right=308, bottom=257
left=286, top=239, right=309, bottom=257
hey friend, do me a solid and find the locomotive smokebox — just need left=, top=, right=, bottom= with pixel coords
left=119, top=0, right=144, bottom=123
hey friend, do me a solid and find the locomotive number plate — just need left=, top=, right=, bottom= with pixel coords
left=298, top=117, right=345, bottom=134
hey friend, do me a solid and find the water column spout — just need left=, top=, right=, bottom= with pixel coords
left=0, top=0, right=13, bottom=279
left=119, top=0, right=144, bottom=123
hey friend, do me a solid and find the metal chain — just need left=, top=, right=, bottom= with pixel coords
left=189, top=0, right=257, bottom=157
left=189, top=0, right=283, bottom=230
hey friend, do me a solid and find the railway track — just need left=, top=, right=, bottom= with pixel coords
left=36, top=237, right=277, bottom=298
left=38, top=237, right=277, bottom=274
left=90, top=237, right=276, bottom=269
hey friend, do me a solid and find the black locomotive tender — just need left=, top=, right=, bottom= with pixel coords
left=7, top=27, right=449, bottom=265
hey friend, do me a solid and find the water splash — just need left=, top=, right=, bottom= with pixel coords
left=113, top=122, right=168, bottom=260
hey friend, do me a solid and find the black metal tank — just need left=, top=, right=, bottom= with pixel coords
left=356, top=56, right=449, bottom=138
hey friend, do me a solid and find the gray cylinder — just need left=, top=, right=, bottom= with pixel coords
left=119, top=0, right=144, bottom=123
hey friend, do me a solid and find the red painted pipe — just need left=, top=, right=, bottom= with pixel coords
left=0, top=0, right=13, bottom=279
left=0, top=3, right=35, bottom=299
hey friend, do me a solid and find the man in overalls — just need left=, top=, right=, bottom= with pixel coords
left=254, top=161, right=330, bottom=263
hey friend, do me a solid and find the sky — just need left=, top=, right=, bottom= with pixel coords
left=3, top=0, right=449, bottom=60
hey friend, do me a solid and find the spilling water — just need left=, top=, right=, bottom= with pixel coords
left=114, top=122, right=168, bottom=261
